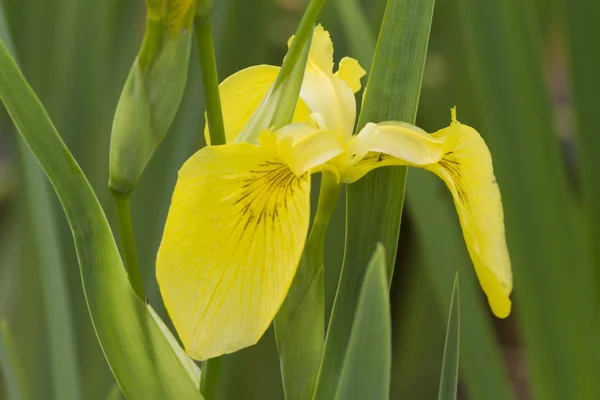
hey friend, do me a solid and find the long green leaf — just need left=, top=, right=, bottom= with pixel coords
left=314, top=0, right=434, bottom=398
left=0, top=36, right=203, bottom=399
left=0, top=319, right=30, bottom=400
left=458, top=0, right=598, bottom=397
left=0, top=7, right=82, bottom=399
left=437, top=273, right=459, bottom=400
left=334, top=244, right=391, bottom=400
left=562, top=0, right=600, bottom=297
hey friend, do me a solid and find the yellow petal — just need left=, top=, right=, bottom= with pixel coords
left=339, top=113, right=512, bottom=317
left=340, top=121, right=444, bottom=183
left=157, top=143, right=311, bottom=360
left=299, top=25, right=361, bottom=137
left=334, top=57, right=366, bottom=93
left=204, top=65, right=311, bottom=144
left=426, top=118, right=512, bottom=318
left=262, top=122, right=345, bottom=176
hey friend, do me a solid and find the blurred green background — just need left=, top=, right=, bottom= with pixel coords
left=0, top=0, right=598, bottom=399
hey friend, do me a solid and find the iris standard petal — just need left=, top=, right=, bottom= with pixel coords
left=156, top=143, right=311, bottom=360
left=335, top=57, right=366, bottom=93
left=298, top=25, right=364, bottom=137
left=204, top=65, right=311, bottom=144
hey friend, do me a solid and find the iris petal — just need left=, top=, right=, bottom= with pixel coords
left=341, top=114, right=512, bottom=317
left=262, top=122, right=345, bottom=176
left=157, top=143, right=311, bottom=360
left=204, top=65, right=310, bottom=144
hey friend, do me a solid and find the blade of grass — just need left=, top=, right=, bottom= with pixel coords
left=0, top=35, right=204, bottom=399
left=0, top=319, right=30, bottom=400
left=437, top=273, right=459, bottom=400
left=458, top=0, right=598, bottom=397
left=314, top=1, right=434, bottom=398
left=334, top=244, right=391, bottom=400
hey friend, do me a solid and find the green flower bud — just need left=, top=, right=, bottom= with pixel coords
left=109, top=2, right=194, bottom=194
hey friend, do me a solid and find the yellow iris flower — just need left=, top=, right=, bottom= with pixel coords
left=156, top=25, right=512, bottom=361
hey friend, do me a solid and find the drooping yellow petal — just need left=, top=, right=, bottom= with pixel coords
left=156, top=143, right=311, bottom=360
left=261, top=122, right=345, bottom=176
left=340, top=114, right=512, bottom=317
left=204, top=65, right=311, bottom=144
left=426, top=117, right=512, bottom=318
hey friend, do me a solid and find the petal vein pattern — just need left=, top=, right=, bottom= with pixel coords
left=426, top=121, right=512, bottom=317
left=156, top=143, right=311, bottom=360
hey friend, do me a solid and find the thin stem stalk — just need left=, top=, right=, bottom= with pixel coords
left=195, top=19, right=226, bottom=146
left=113, top=193, right=144, bottom=299
left=200, top=357, right=221, bottom=400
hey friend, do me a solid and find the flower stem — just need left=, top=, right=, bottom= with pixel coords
left=194, top=18, right=226, bottom=146
left=195, top=9, right=223, bottom=397
left=310, top=171, right=342, bottom=242
left=200, top=357, right=221, bottom=399
left=113, top=193, right=145, bottom=299
left=274, top=171, right=341, bottom=400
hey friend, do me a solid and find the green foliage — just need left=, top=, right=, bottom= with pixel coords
left=335, top=244, right=391, bottom=400
left=314, top=1, right=434, bottom=398
left=458, top=0, right=598, bottom=397
left=0, top=34, right=203, bottom=399
left=0, top=319, right=30, bottom=400
left=437, top=274, right=460, bottom=400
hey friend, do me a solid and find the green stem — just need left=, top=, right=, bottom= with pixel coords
left=275, top=0, right=326, bottom=87
left=200, top=357, right=221, bottom=400
left=113, top=193, right=144, bottom=299
left=311, top=172, right=342, bottom=240
left=194, top=19, right=226, bottom=146
left=274, top=172, right=341, bottom=400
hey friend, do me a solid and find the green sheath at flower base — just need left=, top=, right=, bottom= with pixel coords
left=109, top=0, right=195, bottom=194
left=195, top=0, right=214, bottom=20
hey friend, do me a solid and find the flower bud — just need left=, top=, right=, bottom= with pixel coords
left=109, top=1, right=194, bottom=194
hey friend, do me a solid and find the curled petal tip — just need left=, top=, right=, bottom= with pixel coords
left=490, top=295, right=512, bottom=319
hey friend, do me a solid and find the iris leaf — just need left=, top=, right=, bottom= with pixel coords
left=458, top=0, right=598, bottom=397
left=334, top=244, right=391, bottom=400
left=0, top=35, right=204, bottom=399
left=314, top=0, right=434, bottom=398
left=0, top=8, right=82, bottom=400
left=437, top=273, right=459, bottom=400
left=562, top=0, right=600, bottom=299
left=0, top=319, right=30, bottom=400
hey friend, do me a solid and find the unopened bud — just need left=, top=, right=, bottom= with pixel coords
left=109, top=2, right=194, bottom=194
